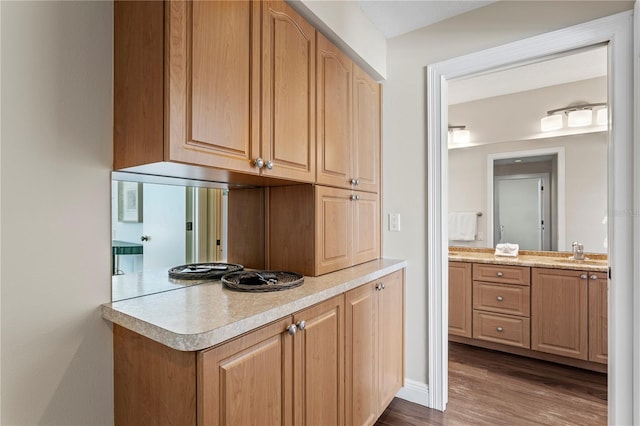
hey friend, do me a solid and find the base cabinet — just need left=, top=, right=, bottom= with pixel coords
left=114, top=271, right=404, bottom=425
left=588, top=272, right=608, bottom=364
left=448, top=262, right=472, bottom=338
left=346, top=270, right=405, bottom=426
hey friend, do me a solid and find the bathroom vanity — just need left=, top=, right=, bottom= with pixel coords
left=448, top=247, right=608, bottom=372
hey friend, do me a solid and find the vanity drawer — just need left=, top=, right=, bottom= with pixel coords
left=473, top=264, right=530, bottom=286
left=473, top=311, right=530, bottom=349
left=473, top=281, right=530, bottom=317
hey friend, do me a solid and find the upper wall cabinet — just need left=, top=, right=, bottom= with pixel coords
left=114, top=1, right=315, bottom=183
left=316, top=34, right=381, bottom=193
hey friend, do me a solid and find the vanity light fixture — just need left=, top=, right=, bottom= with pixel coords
left=540, top=102, right=607, bottom=132
left=448, top=125, right=470, bottom=144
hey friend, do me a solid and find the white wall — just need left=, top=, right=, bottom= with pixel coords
left=449, top=132, right=608, bottom=252
left=1, top=1, right=113, bottom=424
left=382, top=0, right=632, bottom=389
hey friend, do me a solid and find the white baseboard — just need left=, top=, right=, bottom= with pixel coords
left=395, top=379, right=429, bottom=407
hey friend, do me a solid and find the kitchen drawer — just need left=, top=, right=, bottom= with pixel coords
left=473, top=263, right=530, bottom=286
left=473, top=311, right=530, bottom=349
left=473, top=281, right=530, bottom=317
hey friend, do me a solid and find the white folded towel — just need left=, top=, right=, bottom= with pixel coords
left=448, top=212, right=477, bottom=241
left=495, top=243, right=519, bottom=257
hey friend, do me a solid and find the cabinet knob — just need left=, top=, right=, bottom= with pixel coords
left=296, top=320, right=306, bottom=331
left=265, top=160, right=274, bottom=170
left=589, top=274, right=598, bottom=280
left=580, top=274, right=588, bottom=280
left=350, top=178, right=358, bottom=185
left=350, top=194, right=360, bottom=201
left=496, top=326, right=504, bottom=332
left=496, top=296, right=504, bottom=302
left=254, top=157, right=264, bottom=169
left=496, top=272, right=503, bottom=277
left=286, top=324, right=297, bottom=335
left=381, top=283, right=386, bottom=290
left=355, top=178, right=360, bottom=186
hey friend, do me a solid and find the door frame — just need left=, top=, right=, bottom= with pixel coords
left=426, top=11, right=637, bottom=424
left=487, top=147, right=565, bottom=250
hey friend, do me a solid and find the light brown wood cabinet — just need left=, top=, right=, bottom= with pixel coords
left=114, top=0, right=315, bottom=183
left=316, top=34, right=380, bottom=193
left=346, top=270, right=405, bottom=426
left=268, top=185, right=380, bottom=276
left=588, top=272, right=608, bottom=364
left=531, top=268, right=588, bottom=360
left=448, top=262, right=472, bottom=338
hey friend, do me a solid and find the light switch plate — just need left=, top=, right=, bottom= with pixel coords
left=389, top=213, right=401, bottom=232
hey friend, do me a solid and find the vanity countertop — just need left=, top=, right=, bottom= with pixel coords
left=102, top=258, right=407, bottom=352
left=448, top=247, right=608, bottom=273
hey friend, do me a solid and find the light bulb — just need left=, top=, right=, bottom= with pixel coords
left=567, top=109, right=592, bottom=127
left=540, top=114, right=563, bottom=132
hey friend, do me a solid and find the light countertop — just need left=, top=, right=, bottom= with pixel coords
left=102, top=258, right=407, bottom=352
left=448, top=247, right=608, bottom=273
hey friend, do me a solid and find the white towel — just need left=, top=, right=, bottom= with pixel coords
left=495, top=243, right=519, bottom=257
left=448, top=212, right=477, bottom=241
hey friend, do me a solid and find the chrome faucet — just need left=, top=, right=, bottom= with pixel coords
left=571, top=241, right=585, bottom=260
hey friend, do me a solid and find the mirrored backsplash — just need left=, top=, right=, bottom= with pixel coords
left=111, top=172, right=266, bottom=301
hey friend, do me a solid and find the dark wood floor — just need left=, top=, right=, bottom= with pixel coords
left=376, top=342, right=607, bottom=426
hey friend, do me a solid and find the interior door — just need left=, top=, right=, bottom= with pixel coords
left=142, top=183, right=187, bottom=270
left=494, top=174, right=550, bottom=250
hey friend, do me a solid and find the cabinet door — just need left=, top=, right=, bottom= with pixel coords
left=315, top=186, right=352, bottom=275
left=377, top=271, right=405, bottom=411
left=316, top=33, right=353, bottom=189
left=588, top=273, right=608, bottom=364
left=352, top=65, right=380, bottom=193
left=167, top=1, right=260, bottom=174
left=449, top=262, right=472, bottom=338
left=531, top=268, right=588, bottom=360
left=352, top=191, right=380, bottom=266
left=293, top=296, right=345, bottom=426
left=345, top=282, right=379, bottom=426
left=261, top=1, right=316, bottom=182
left=198, top=317, right=293, bottom=426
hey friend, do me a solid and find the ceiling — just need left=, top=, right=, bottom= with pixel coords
left=357, top=0, right=496, bottom=39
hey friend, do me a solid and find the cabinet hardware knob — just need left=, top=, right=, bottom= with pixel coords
left=265, top=160, right=274, bottom=170
left=496, top=326, right=504, bottom=332
left=381, top=283, right=386, bottom=290
left=589, top=274, right=598, bottom=280
left=141, top=235, right=150, bottom=242
left=355, top=178, right=360, bottom=186
left=580, top=274, right=588, bottom=280
left=296, top=320, right=306, bottom=331
left=356, top=195, right=360, bottom=201
left=374, top=283, right=380, bottom=291
left=496, top=272, right=503, bottom=277
left=254, top=157, right=264, bottom=169
left=350, top=178, right=358, bottom=185
left=350, top=194, right=360, bottom=201
left=496, top=296, right=504, bottom=302
left=286, top=324, right=297, bottom=335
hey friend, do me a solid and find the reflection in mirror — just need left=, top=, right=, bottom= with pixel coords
left=111, top=172, right=266, bottom=302
left=447, top=45, right=608, bottom=254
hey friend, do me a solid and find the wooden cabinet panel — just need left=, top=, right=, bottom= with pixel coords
left=473, top=281, right=530, bottom=317
left=588, top=272, right=608, bottom=364
left=316, top=186, right=352, bottom=275
left=473, top=311, right=530, bottom=349
left=345, top=282, right=379, bottom=426
left=352, top=65, right=380, bottom=193
left=378, top=270, right=405, bottom=411
left=293, top=296, right=345, bottom=426
left=352, top=191, right=380, bottom=265
left=449, top=262, right=472, bottom=338
left=316, top=33, right=352, bottom=189
left=168, top=0, right=261, bottom=174
left=473, top=263, right=530, bottom=286
left=198, top=318, right=293, bottom=426
left=531, top=268, right=588, bottom=360
left=261, top=1, right=316, bottom=182
left=346, top=272, right=405, bottom=426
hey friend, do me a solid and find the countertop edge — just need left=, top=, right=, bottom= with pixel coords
left=448, top=255, right=608, bottom=272
left=102, top=259, right=407, bottom=352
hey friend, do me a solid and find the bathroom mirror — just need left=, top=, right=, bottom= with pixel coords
left=447, top=45, right=608, bottom=254
left=111, top=172, right=266, bottom=301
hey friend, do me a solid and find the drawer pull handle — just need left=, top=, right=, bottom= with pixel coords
left=580, top=274, right=588, bottom=280
left=496, top=296, right=504, bottom=302
left=496, top=326, right=504, bottom=332
left=496, top=272, right=503, bottom=277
